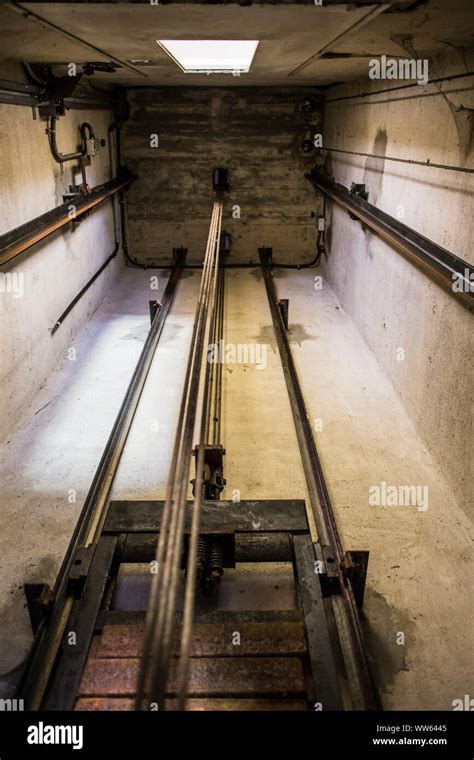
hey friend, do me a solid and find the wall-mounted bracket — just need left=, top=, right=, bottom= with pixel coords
left=24, top=584, right=54, bottom=635
left=149, top=300, right=161, bottom=324
left=342, top=550, right=370, bottom=609
left=68, top=545, right=96, bottom=594
left=220, top=231, right=232, bottom=256
left=258, top=246, right=273, bottom=265
left=349, top=183, right=369, bottom=220
left=172, top=246, right=188, bottom=262
left=212, top=167, right=229, bottom=192
left=191, top=444, right=226, bottom=500
left=314, top=543, right=369, bottom=609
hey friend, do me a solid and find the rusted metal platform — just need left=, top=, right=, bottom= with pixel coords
left=26, top=498, right=345, bottom=710
left=76, top=616, right=313, bottom=710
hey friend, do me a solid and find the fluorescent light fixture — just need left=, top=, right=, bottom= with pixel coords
left=157, top=40, right=259, bottom=74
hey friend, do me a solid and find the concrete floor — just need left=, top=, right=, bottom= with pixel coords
left=0, top=266, right=472, bottom=709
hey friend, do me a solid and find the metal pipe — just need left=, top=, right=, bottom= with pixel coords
left=0, top=78, right=43, bottom=94
left=107, top=125, right=125, bottom=259
left=47, top=116, right=87, bottom=163
left=121, top=532, right=292, bottom=564
left=308, top=170, right=474, bottom=308
left=0, top=174, right=135, bottom=267
left=50, top=244, right=119, bottom=335
left=0, top=79, right=113, bottom=109
left=320, top=146, right=474, bottom=175
left=0, top=91, right=37, bottom=107
left=62, top=97, right=113, bottom=111
left=0, top=92, right=112, bottom=109
left=123, top=260, right=319, bottom=270
left=324, top=71, right=474, bottom=104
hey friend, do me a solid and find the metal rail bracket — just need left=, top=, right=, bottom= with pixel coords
left=68, top=545, right=96, bottom=593
left=24, top=583, right=54, bottom=635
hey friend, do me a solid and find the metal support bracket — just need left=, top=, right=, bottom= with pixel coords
left=349, top=183, right=369, bottom=221
left=67, top=545, right=96, bottom=593
left=258, top=246, right=273, bottom=265
left=293, top=535, right=343, bottom=710
left=43, top=535, right=118, bottom=710
left=191, top=444, right=226, bottom=499
left=314, top=542, right=340, bottom=596
left=149, top=299, right=161, bottom=324
left=24, top=584, right=54, bottom=635
left=172, top=246, right=188, bottom=262
left=350, top=182, right=369, bottom=201
left=212, top=167, right=230, bottom=192
left=341, top=550, right=370, bottom=609
left=315, top=543, right=370, bottom=609
left=220, top=231, right=232, bottom=255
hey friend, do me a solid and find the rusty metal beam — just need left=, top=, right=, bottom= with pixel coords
left=308, top=170, right=474, bottom=308
left=91, top=621, right=307, bottom=659
left=79, top=657, right=307, bottom=698
left=0, top=174, right=135, bottom=267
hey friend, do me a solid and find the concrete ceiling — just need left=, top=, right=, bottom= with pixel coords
left=0, top=1, right=473, bottom=88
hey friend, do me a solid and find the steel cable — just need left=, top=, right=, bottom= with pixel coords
left=135, top=197, right=223, bottom=710
left=176, top=207, right=223, bottom=708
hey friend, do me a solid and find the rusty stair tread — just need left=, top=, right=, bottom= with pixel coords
left=92, top=620, right=307, bottom=658
left=97, top=609, right=304, bottom=627
left=75, top=697, right=308, bottom=711
left=78, top=656, right=307, bottom=697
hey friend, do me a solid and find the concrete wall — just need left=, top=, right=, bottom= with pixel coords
left=123, top=86, right=321, bottom=265
left=320, top=46, right=474, bottom=517
left=0, top=65, right=122, bottom=441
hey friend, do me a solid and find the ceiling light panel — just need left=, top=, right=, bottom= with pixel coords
left=157, top=40, right=259, bottom=73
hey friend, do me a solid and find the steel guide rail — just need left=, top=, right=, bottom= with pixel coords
left=0, top=175, right=136, bottom=267
left=19, top=254, right=185, bottom=710
left=308, top=170, right=474, bottom=309
left=260, top=249, right=379, bottom=710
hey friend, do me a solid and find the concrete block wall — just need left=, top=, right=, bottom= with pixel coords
left=123, top=86, right=321, bottom=265
left=0, top=65, right=123, bottom=441
left=320, top=46, right=474, bottom=517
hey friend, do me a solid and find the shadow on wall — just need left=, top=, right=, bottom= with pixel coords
left=363, top=128, right=387, bottom=206
left=362, top=129, right=387, bottom=256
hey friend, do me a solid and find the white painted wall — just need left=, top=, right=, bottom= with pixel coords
left=0, top=69, right=124, bottom=441
left=321, top=46, right=474, bottom=517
